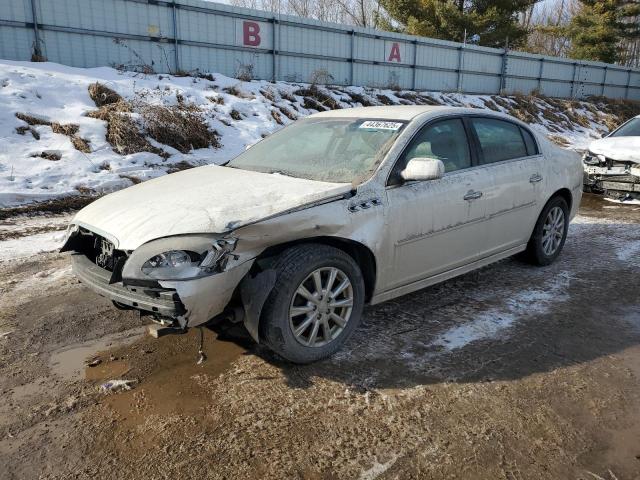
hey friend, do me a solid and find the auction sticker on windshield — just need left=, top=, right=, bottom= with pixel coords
left=359, top=121, right=403, bottom=130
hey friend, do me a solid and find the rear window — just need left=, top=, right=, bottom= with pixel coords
left=471, top=118, right=528, bottom=164
left=521, top=127, right=539, bottom=155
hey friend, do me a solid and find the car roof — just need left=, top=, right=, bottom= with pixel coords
left=309, top=105, right=510, bottom=122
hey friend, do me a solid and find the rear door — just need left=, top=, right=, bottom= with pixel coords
left=466, top=117, right=545, bottom=254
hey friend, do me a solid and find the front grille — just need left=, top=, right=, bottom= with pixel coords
left=73, top=228, right=127, bottom=281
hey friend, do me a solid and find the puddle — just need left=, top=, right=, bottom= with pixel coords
left=98, top=328, right=247, bottom=434
left=49, top=327, right=145, bottom=381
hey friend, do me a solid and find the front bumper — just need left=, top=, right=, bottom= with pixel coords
left=71, top=253, right=185, bottom=317
left=72, top=253, right=254, bottom=327
left=583, top=165, right=640, bottom=199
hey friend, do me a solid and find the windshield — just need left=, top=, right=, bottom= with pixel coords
left=610, top=117, right=640, bottom=137
left=228, top=118, right=406, bottom=183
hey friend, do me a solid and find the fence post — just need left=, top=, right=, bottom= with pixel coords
left=411, top=40, right=417, bottom=90
left=601, top=66, right=607, bottom=97
left=349, top=30, right=355, bottom=86
left=456, top=44, right=464, bottom=92
left=625, top=69, right=632, bottom=100
left=171, top=1, right=180, bottom=73
left=29, top=0, right=42, bottom=58
left=271, top=17, right=277, bottom=82
left=570, top=62, right=578, bottom=98
left=499, top=48, right=508, bottom=94
left=537, top=57, right=544, bottom=94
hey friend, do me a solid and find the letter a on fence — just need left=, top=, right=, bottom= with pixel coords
left=388, top=42, right=401, bottom=62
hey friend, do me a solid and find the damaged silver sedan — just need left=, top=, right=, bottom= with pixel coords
left=583, top=114, right=640, bottom=201
left=62, top=106, right=583, bottom=363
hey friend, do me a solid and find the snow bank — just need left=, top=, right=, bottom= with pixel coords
left=0, top=60, right=623, bottom=208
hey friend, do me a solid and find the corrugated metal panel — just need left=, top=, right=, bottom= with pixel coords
left=542, top=61, right=575, bottom=81
left=505, top=78, right=538, bottom=95
left=0, top=25, right=33, bottom=60
left=0, top=0, right=639, bottom=100
left=415, top=70, right=457, bottom=92
left=416, top=44, right=458, bottom=70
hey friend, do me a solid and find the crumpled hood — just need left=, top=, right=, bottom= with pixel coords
left=589, top=136, right=640, bottom=163
left=72, top=165, right=352, bottom=250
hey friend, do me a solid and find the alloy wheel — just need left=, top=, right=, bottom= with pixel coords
left=289, top=267, right=354, bottom=347
left=542, top=206, right=565, bottom=256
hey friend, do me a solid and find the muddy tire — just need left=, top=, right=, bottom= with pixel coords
left=524, top=196, right=569, bottom=266
left=260, top=244, right=365, bottom=364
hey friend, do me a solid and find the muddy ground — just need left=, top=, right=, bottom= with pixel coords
left=1, top=194, right=639, bottom=479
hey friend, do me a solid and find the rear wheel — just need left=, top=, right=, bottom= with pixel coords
left=524, top=196, right=569, bottom=266
left=260, top=244, right=365, bottom=364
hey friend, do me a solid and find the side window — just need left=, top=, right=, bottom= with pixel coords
left=471, top=118, right=528, bottom=164
left=520, top=127, right=539, bottom=156
left=389, top=118, right=471, bottom=185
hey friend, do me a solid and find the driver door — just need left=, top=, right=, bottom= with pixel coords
left=382, top=117, right=492, bottom=291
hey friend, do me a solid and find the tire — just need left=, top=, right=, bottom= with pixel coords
left=260, top=244, right=365, bottom=364
left=524, top=196, right=569, bottom=266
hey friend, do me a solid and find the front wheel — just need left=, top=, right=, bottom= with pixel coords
left=260, top=244, right=365, bottom=364
left=524, top=196, right=569, bottom=266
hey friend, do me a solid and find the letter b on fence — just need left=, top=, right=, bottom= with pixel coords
left=243, top=21, right=261, bottom=47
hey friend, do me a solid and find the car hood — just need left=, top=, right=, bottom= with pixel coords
left=71, top=165, right=352, bottom=250
left=589, top=136, right=640, bottom=163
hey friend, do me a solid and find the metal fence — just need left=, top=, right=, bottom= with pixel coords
left=1, top=0, right=639, bottom=100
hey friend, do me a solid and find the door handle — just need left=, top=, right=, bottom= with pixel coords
left=463, top=190, right=483, bottom=201
left=530, top=173, right=543, bottom=183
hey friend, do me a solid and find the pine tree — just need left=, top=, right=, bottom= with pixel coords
left=377, top=0, right=537, bottom=49
left=565, top=0, right=640, bottom=64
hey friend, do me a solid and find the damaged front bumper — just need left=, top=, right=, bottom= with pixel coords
left=72, top=252, right=253, bottom=329
left=72, top=253, right=185, bottom=317
left=583, top=163, right=640, bottom=200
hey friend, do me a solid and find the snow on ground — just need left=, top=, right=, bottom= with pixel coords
left=430, top=272, right=573, bottom=351
left=0, top=229, right=67, bottom=261
left=0, top=59, right=617, bottom=208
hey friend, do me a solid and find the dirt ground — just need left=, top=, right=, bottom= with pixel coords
left=1, top=193, right=640, bottom=480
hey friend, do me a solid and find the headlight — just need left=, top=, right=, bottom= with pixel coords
left=140, top=238, right=237, bottom=280
left=583, top=151, right=604, bottom=165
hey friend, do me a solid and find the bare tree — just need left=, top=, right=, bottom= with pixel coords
left=230, top=0, right=382, bottom=27
left=522, top=0, right=578, bottom=57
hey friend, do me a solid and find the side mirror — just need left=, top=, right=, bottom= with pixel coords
left=400, top=157, right=445, bottom=182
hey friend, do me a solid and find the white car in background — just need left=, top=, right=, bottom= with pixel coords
left=62, top=106, right=583, bottom=363
left=583, top=114, right=640, bottom=201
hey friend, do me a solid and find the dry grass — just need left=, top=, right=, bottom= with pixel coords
left=71, top=136, right=91, bottom=153
left=141, top=104, right=219, bottom=153
left=222, top=85, right=254, bottom=99
left=106, top=112, right=162, bottom=156
left=376, top=94, right=394, bottom=105
left=51, top=123, right=79, bottom=136
left=15, top=112, right=50, bottom=126
left=345, top=92, right=373, bottom=107
left=547, top=134, right=570, bottom=147
left=119, top=174, right=142, bottom=184
left=31, top=151, right=62, bottom=161
left=15, top=125, right=40, bottom=139
left=270, top=109, right=283, bottom=125
left=207, top=96, right=224, bottom=105
left=166, top=160, right=195, bottom=173
left=0, top=196, right=99, bottom=220
left=278, top=106, right=297, bottom=121
left=88, top=82, right=122, bottom=107
left=295, top=87, right=341, bottom=110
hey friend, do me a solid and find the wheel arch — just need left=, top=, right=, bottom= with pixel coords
left=550, top=187, right=573, bottom=212
left=254, top=236, right=377, bottom=302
